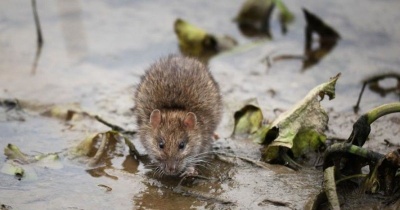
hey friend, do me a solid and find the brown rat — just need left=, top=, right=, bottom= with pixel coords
left=134, top=55, right=222, bottom=176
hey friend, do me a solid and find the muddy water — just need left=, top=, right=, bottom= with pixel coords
left=1, top=0, right=400, bottom=209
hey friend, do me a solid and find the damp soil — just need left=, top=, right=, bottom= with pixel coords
left=1, top=0, right=400, bottom=209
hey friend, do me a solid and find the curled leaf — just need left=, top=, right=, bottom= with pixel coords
left=232, top=98, right=263, bottom=137
left=69, top=131, right=129, bottom=167
left=4, top=144, right=30, bottom=163
left=261, top=73, right=340, bottom=162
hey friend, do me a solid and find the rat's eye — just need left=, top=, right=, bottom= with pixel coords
left=159, top=141, right=165, bottom=149
left=178, top=142, right=185, bottom=150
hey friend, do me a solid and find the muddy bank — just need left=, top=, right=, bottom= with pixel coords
left=1, top=0, right=400, bottom=209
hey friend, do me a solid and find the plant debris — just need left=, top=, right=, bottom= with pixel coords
left=69, top=130, right=141, bottom=167
left=234, top=0, right=294, bottom=37
left=1, top=144, right=62, bottom=180
left=313, top=102, right=400, bottom=209
left=174, top=18, right=237, bottom=62
left=265, top=8, right=340, bottom=71
left=353, top=72, right=400, bottom=113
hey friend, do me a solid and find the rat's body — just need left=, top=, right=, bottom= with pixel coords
left=134, top=55, right=222, bottom=176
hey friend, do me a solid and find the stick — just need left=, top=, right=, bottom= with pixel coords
left=32, top=0, right=43, bottom=47
left=94, top=115, right=136, bottom=135
left=214, top=152, right=271, bottom=170
left=31, top=0, right=43, bottom=74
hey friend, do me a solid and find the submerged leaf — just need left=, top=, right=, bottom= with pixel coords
left=69, top=131, right=128, bottom=167
left=1, top=161, right=25, bottom=177
left=2, top=144, right=62, bottom=180
left=1, top=160, right=38, bottom=181
left=35, top=153, right=63, bottom=169
left=261, top=73, right=340, bottom=162
left=70, top=133, right=99, bottom=157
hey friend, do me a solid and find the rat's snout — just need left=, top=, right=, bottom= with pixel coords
left=163, top=160, right=180, bottom=175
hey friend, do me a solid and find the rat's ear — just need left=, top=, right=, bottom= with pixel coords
left=183, top=112, right=197, bottom=130
left=150, top=109, right=161, bottom=128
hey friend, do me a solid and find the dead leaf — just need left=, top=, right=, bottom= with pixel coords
left=261, top=73, right=340, bottom=162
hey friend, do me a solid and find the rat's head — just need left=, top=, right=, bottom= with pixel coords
left=144, top=109, right=203, bottom=176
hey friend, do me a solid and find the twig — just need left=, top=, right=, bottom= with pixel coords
left=31, top=0, right=43, bottom=75
left=214, top=152, right=271, bottom=170
left=258, top=198, right=294, bottom=209
left=353, top=73, right=400, bottom=113
left=98, top=184, right=112, bottom=192
left=280, top=148, right=302, bottom=171
left=94, top=115, right=136, bottom=135
left=383, top=139, right=400, bottom=147
left=87, top=133, right=108, bottom=167
left=32, top=0, right=43, bottom=48
left=335, top=174, right=366, bottom=185
left=353, top=82, right=367, bottom=114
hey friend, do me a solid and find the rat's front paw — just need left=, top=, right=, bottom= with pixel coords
left=180, top=166, right=198, bottom=177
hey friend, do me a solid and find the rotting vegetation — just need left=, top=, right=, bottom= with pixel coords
left=1, top=0, right=400, bottom=209
left=2, top=80, right=399, bottom=209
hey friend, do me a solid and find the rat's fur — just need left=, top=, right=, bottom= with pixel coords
left=134, top=55, right=222, bottom=175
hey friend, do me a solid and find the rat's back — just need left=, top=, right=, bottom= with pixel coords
left=134, top=55, right=222, bottom=135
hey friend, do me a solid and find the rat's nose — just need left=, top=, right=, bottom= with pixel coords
left=164, top=162, right=178, bottom=175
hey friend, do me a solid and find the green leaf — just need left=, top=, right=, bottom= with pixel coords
left=232, top=98, right=264, bottom=137
left=261, top=73, right=340, bottom=162
left=174, top=18, right=237, bottom=61
left=174, top=18, right=208, bottom=57
left=275, top=0, right=294, bottom=24
left=234, top=0, right=275, bottom=37
left=234, top=0, right=274, bottom=24
left=69, top=133, right=99, bottom=157
left=291, top=129, right=326, bottom=158
left=4, top=144, right=30, bottom=163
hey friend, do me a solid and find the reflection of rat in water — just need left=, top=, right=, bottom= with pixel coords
left=134, top=55, right=222, bottom=176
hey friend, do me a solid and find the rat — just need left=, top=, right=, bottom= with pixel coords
left=134, top=55, right=222, bottom=176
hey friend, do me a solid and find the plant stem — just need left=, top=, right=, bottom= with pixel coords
left=365, top=102, right=400, bottom=124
